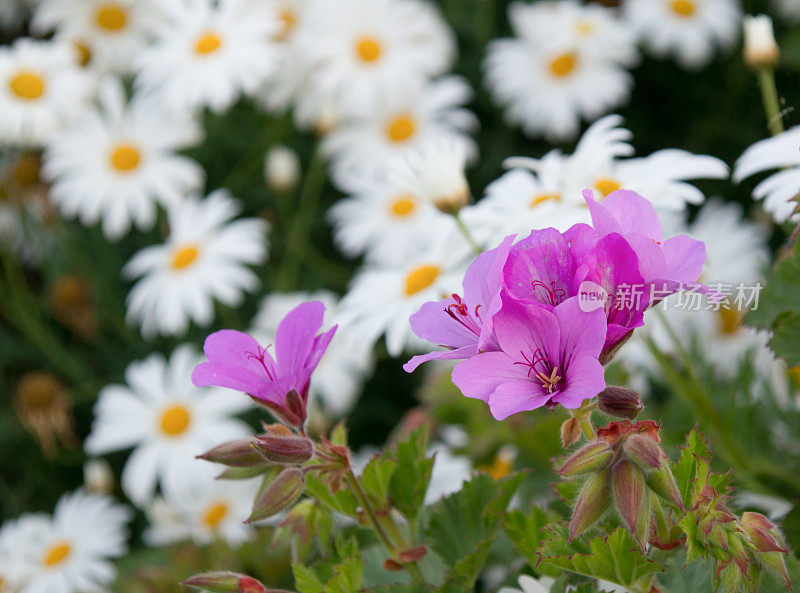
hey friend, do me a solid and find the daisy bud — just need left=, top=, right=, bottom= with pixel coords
left=252, top=435, right=313, bottom=465
left=83, top=458, right=114, bottom=494
left=197, top=439, right=268, bottom=468
left=741, top=512, right=789, bottom=553
left=596, top=386, right=643, bottom=419
left=246, top=467, right=305, bottom=523
left=569, top=468, right=611, bottom=540
left=561, top=417, right=582, bottom=448
left=559, top=440, right=613, bottom=477
left=623, top=433, right=665, bottom=470
left=744, top=15, right=780, bottom=70
left=645, top=464, right=684, bottom=509
left=611, top=460, right=650, bottom=550
left=264, top=145, right=300, bottom=194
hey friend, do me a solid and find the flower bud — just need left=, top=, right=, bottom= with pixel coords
left=612, top=460, right=650, bottom=550
left=246, top=467, right=304, bottom=523
left=559, top=440, right=614, bottom=477
left=717, top=561, right=743, bottom=593
left=182, top=572, right=289, bottom=593
left=198, top=439, right=269, bottom=468
left=755, top=551, right=791, bottom=589
left=623, top=433, right=664, bottom=470
left=597, top=386, right=643, bottom=419
left=253, top=435, right=313, bottom=465
left=264, top=145, right=300, bottom=194
left=83, top=459, right=114, bottom=494
left=741, top=512, right=789, bottom=553
left=569, top=468, right=611, bottom=540
left=561, top=417, right=582, bottom=448
left=744, top=15, right=780, bottom=70
left=644, top=463, right=683, bottom=509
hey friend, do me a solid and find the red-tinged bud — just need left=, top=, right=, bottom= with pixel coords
left=644, top=464, right=684, bottom=509
left=727, top=533, right=751, bottom=575
left=237, top=577, right=266, bottom=593
left=569, top=468, right=611, bottom=540
left=597, top=386, right=643, bottom=419
left=182, top=572, right=290, bottom=593
left=216, top=465, right=272, bottom=480
left=755, top=551, right=791, bottom=589
left=253, top=435, right=313, bottom=465
left=561, top=417, right=582, bottom=448
left=709, top=524, right=730, bottom=551
left=246, top=467, right=304, bottom=523
left=612, top=459, right=650, bottom=550
left=741, top=512, right=789, bottom=553
left=559, top=440, right=614, bottom=477
left=198, top=439, right=268, bottom=468
left=398, top=545, right=427, bottom=563
left=383, top=559, right=404, bottom=571
left=623, top=433, right=665, bottom=470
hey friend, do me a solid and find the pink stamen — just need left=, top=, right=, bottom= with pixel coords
left=530, top=280, right=567, bottom=306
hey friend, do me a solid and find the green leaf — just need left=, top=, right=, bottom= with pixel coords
left=363, top=586, right=433, bottom=593
left=766, top=316, right=800, bottom=366
left=673, top=427, right=711, bottom=506
left=539, top=525, right=662, bottom=592
left=360, top=455, right=397, bottom=508
left=389, top=427, right=434, bottom=521
left=304, top=473, right=359, bottom=518
left=503, top=507, right=548, bottom=566
left=293, top=563, right=326, bottom=593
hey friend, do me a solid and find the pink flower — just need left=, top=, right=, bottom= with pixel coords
left=451, top=295, right=607, bottom=420
left=191, top=301, right=336, bottom=426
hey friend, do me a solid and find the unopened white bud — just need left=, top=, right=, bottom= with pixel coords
left=744, top=15, right=780, bottom=69
left=84, top=458, right=114, bottom=494
left=264, top=145, right=300, bottom=193
left=314, top=102, right=339, bottom=136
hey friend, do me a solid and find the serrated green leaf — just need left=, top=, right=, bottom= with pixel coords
left=390, top=427, right=434, bottom=521
left=361, top=456, right=397, bottom=508
left=503, top=507, right=548, bottom=566
left=673, top=428, right=711, bottom=505
left=746, top=243, right=800, bottom=330
left=539, top=525, right=662, bottom=592
left=363, top=586, right=433, bottom=593
left=293, top=563, right=326, bottom=593
left=325, top=554, right=363, bottom=593
left=304, top=473, right=359, bottom=518
left=766, top=315, right=800, bottom=366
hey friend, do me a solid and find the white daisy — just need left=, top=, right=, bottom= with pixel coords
left=499, top=575, right=555, bottom=593
left=134, top=0, right=278, bottom=114
left=32, top=0, right=165, bottom=74
left=0, top=38, right=92, bottom=147
left=425, top=443, right=473, bottom=505
left=337, top=225, right=472, bottom=356
left=250, top=291, right=373, bottom=417
left=123, top=190, right=268, bottom=338
left=85, top=345, right=253, bottom=506
left=773, top=0, right=800, bottom=23
left=323, top=75, right=478, bottom=191
left=733, top=126, right=800, bottom=223
left=5, top=490, right=131, bottom=593
left=143, top=467, right=258, bottom=547
left=623, top=0, right=742, bottom=70
left=484, top=2, right=634, bottom=141
left=293, top=0, right=455, bottom=120
left=44, top=77, right=204, bottom=240
left=0, top=0, right=36, bottom=30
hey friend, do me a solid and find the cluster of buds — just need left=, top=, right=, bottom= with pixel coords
left=559, top=420, right=683, bottom=550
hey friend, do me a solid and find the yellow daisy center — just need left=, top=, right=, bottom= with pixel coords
left=488, top=455, right=512, bottom=480
left=718, top=307, right=742, bottom=335
left=159, top=404, right=191, bottom=436
left=109, top=144, right=141, bottom=173
left=355, top=36, right=383, bottom=63
left=276, top=8, right=297, bottom=41
left=789, top=366, right=800, bottom=388
left=43, top=541, right=71, bottom=567
left=386, top=114, right=416, bottom=143
left=670, top=0, right=696, bottom=17
left=389, top=194, right=417, bottom=217
left=530, top=193, right=561, bottom=208
left=9, top=70, right=45, bottom=101
left=575, top=20, right=595, bottom=36
left=94, top=3, right=128, bottom=32
left=195, top=32, right=223, bottom=55
left=548, top=52, right=578, bottom=78
left=171, top=244, right=200, bottom=270
left=202, top=501, right=229, bottom=528
left=594, top=177, right=621, bottom=198
left=404, top=265, right=440, bottom=296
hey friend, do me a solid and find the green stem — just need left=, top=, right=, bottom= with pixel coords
left=756, top=67, right=785, bottom=136
left=276, top=147, right=327, bottom=291
left=452, top=212, right=482, bottom=255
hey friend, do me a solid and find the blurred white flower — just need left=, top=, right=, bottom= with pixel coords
left=294, top=0, right=455, bottom=120
left=44, top=77, right=204, bottom=240
left=0, top=38, right=92, bottom=147
left=264, top=144, right=300, bottom=193
left=0, top=490, right=131, bottom=593
left=85, top=345, right=253, bottom=506
left=743, top=14, right=779, bottom=69
left=250, top=291, right=373, bottom=417
left=773, top=0, right=800, bottom=23
left=623, top=0, right=741, bottom=70
left=83, top=459, right=115, bottom=495
left=337, top=225, right=472, bottom=356
left=123, top=190, right=268, bottom=338
left=0, top=0, right=37, bottom=30
left=499, top=574, right=555, bottom=593
left=324, top=76, right=478, bottom=191
left=733, top=126, right=800, bottom=223
left=32, top=0, right=165, bottom=74
left=484, top=1, right=635, bottom=141
left=143, top=467, right=259, bottom=547
left=425, top=443, right=472, bottom=505
left=134, top=0, right=278, bottom=114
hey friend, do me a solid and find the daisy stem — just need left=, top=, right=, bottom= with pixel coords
left=756, top=67, right=785, bottom=136
left=452, top=212, right=483, bottom=255
left=276, top=147, right=327, bottom=291
left=344, top=468, right=426, bottom=584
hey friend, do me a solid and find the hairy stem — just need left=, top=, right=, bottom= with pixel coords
left=756, top=67, right=785, bottom=136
